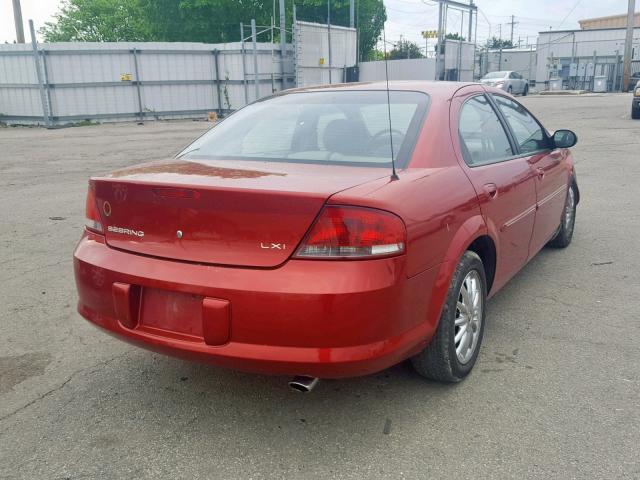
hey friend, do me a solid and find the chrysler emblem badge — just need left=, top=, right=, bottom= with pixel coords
left=176, top=230, right=183, bottom=239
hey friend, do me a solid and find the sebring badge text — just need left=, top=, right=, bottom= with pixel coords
left=108, top=225, right=145, bottom=238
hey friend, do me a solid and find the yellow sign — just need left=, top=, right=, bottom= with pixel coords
left=421, top=30, right=438, bottom=39
left=319, top=57, right=325, bottom=66
left=120, top=73, right=133, bottom=81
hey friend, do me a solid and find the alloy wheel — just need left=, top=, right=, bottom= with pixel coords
left=454, top=270, right=483, bottom=364
left=564, top=186, right=575, bottom=232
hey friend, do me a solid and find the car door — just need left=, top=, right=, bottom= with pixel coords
left=512, top=72, right=524, bottom=94
left=451, top=88, right=537, bottom=291
left=507, top=72, right=517, bottom=93
left=515, top=73, right=525, bottom=93
left=491, top=94, right=570, bottom=256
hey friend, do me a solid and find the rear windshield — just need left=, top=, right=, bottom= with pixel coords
left=483, top=71, right=508, bottom=79
left=180, top=90, right=429, bottom=168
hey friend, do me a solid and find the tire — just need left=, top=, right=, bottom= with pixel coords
left=411, top=251, right=487, bottom=382
left=507, top=86, right=513, bottom=95
left=547, top=182, right=577, bottom=248
left=522, top=85, right=529, bottom=96
left=632, top=107, right=640, bottom=120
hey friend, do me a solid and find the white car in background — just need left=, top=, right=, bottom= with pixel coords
left=480, top=71, right=529, bottom=96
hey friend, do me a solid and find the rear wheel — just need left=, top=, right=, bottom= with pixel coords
left=548, top=182, right=577, bottom=248
left=507, top=86, right=513, bottom=95
left=411, top=251, right=487, bottom=382
left=522, top=84, right=529, bottom=96
left=632, top=107, right=640, bottom=120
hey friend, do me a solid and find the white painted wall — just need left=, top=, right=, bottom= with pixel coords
left=0, top=41, right=293, bottom=125
left=359, top=58, right=436, bottom=82
left=294, top=21, right=357, bottom=87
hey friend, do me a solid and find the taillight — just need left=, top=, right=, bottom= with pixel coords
left=294, top=206, right=406, bottom=259
left=85, top=182, right=103, bottom=234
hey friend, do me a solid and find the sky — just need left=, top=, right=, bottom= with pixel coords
left=0, top=0, right=632, bottom=45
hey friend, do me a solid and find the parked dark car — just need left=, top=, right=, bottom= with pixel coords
left=632, top=81, right=640, bottom=119
left=627, top=72, right=640, bottom=92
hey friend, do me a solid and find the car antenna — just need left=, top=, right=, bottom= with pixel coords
left=382, top=24, right=398, bottom=180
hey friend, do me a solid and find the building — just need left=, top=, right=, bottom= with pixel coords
left=535, top=26, right=640, bottom=90
left=579, top=13, right=640, bottom=30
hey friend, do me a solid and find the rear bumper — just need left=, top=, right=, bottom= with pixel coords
left=74, top=232, right=440, bottom=378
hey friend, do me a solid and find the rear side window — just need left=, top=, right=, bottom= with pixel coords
left=492, top=95, right=551, bottom=154
left=458, top=95, right=514, bottom=166
left=180, top=91, right=429, bottom=168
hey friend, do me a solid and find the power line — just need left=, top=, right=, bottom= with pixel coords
left=557, top=0, right=582, bottom=29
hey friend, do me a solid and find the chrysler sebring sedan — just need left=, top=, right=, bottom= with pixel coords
left=74, top=81, right=579, bottom=387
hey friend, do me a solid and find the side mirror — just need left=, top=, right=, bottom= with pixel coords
left=553, top=129, right=578, bottom=149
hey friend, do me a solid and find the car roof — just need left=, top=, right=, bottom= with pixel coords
left=281, top=81, right=479, bottom=100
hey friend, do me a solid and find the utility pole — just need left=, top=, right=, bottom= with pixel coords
left=12, top=0, right=25, bottom=43
left=350, top=0, right=355, bottom=28
left=468, top=1, right=474, bottom=44
left=507, top=15, right=518, bottom=45
left=622, top=0, right=636, bottom=91
left=436, top=0, right=444, bottom=80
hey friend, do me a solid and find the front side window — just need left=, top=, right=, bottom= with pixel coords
left=458, top=95, right=514, bottom=166
left=492, top=95, right=551, bottom=154
left=180, top=91, right=429, bottom=168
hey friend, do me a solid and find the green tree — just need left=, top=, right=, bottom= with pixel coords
left=366, top=49, right=385, bottom=61
left=41, top=0, right=386, bottom=61
left=41, top=0, right=151, bottom=42
left=387, top=39, right=423, bottom=60
left=434, top=33, right=466, bottom=54
left=486, top=37, right=513, bottom=49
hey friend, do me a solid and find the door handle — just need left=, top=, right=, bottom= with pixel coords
left=483, top=183, right=498, bottom=200
left=536, top=167, right=545, bottom=180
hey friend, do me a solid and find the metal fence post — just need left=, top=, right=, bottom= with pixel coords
left=241, top=23, right=249, bottom=105
left=251, top=19, right=259, bottom=101
left=293, top=5, right=298, bottom=87
left=29, top=20, right=51, bottom=127
left=132, top=48, right=144, bottom=122
left=613, top=50, right=620, bottom=92
left=528, top=44, right=533, bottom=87
left=279, top=0, right=287, bottom=89
left=327, top=2, right=333, bottom=84
left=592, top=50, right=597, bottom=91
left=41, top=50, right=54, bottom=122
left=213, top=49, right=222, bottom=115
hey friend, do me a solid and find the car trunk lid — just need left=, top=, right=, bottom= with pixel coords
left=92, top=159, right=389, bottom=267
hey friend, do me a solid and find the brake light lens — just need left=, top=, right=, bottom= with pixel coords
left=85, top=182, right=103, bottom=234
left=294, top=206, right=406, bottom=259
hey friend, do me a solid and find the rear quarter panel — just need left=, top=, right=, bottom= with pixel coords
left=329, top=92, right=488, bottom=335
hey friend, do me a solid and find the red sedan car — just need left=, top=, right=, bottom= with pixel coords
left=74, top=81, right=578, bottom=387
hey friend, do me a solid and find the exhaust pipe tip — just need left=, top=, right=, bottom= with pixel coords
left=288, top=376, right=319, bottom=393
